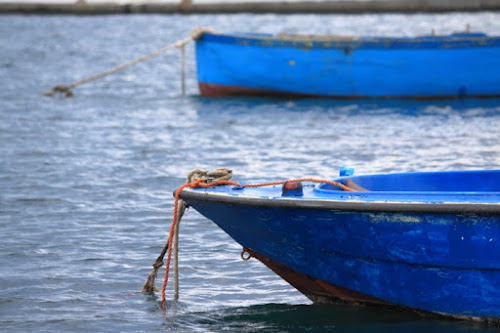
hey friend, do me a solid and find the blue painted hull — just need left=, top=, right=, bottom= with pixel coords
left=195, top=32, right=500, bottom=99
left=179, top=170, right=500, bottom=320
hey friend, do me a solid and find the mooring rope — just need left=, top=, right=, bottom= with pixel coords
left=142, top=168, right=356, bottom=307
left=43, top=27, right=213, bottom=97
left=141, top=168, right=232, bottom=298
left=179, top=43, right=186, bottom=96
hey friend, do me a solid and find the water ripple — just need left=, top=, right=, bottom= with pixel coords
left=1, top=12, right=499, bottom=333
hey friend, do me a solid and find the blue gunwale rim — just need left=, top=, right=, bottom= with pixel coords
left=199, top=31, right=500, bottom=50
left=179, top=187, right=500, bottom=215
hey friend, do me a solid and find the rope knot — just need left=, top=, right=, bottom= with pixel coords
left=42, top=85, right=74, bottom=98
left=190, top=27, right=214, bottom=40
left=186, top=168, right=232, bottom=183
left=43, top=31, right=201, bottom=98
left=174, top=40, right=186, bottom=49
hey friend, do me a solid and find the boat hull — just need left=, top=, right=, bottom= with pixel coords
left=180, top=188, right=500, bottom=320
left=244, top=247, right=393, bottom=306
left=195, top=32, right=500, bottom=99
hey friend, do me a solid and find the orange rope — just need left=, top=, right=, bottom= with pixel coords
left=196, top=180, right=240, bottom=188
left=161, top=178, right=240, bottom=304
left=242, top=178, right=355, bottom=192
left=161, top=179, right=201, bottom=304
left=161, top=177, right=354, bottom=305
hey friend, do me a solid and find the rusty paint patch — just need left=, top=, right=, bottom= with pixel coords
left=244, top=247, right=389, bottom=305
left=198, top=82, right=500, bottom=99
left=195, top=82, right=334, bottom=98
left=368, top=213, right=422, bottom=223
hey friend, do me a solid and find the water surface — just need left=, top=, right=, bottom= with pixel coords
left=1, top=12, right=499, bottom=332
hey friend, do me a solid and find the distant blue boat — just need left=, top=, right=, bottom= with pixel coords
left=179, top=169, right=500, bottom=321
left=195, top=31, right=500, bottom=99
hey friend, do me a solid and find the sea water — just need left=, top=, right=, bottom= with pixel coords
left=1, top=12, right=499, bottom=332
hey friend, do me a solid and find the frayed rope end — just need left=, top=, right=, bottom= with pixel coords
left=141, top=258, right=164, bottom=294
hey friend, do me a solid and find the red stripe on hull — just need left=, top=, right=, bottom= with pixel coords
left=244, top=248, right=389, bottom=306
left=198, top=82, right=500, bottom=100
left=198, top=82, right=312, bottom=98
left=245, top=248, right=500, bottom=322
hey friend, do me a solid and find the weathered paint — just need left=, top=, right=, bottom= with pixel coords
left=195, top=32, right=500, bottom=99
left=179, top=170, right=500, bottom=320
left=245, top=247, right=392, bottom=306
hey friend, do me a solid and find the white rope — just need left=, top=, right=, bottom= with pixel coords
left=141, top=166, right=229, bottom=298
left=43, top=27, right=213, bottom=97
left=179, top=43, right=186, bottom=96
left=171, top=168, right=232, bottom=300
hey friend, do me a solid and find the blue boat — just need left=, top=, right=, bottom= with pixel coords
left=195, top=31, right=500, bottom=99
left=178, top=169, right=500, bottom=321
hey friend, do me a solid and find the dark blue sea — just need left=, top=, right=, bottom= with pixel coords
left=1, top=12, right=500, bottom=332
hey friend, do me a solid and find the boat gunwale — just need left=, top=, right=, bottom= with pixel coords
left=199, top=31, right=500, bottom=49
left=179, top=187, right=500, bottom=215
